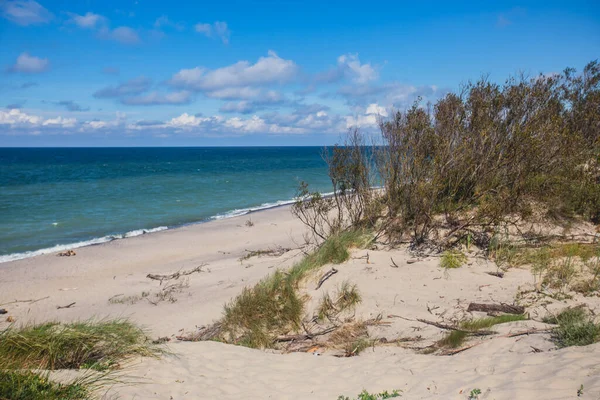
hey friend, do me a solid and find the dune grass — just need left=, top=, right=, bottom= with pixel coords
left=0, top=370, right=90, bottom=400
left=543, top=308, right=600, bottom=348
left=438, top=314, right=527, bottom=349
left=218, top=230, right=369, bottom=348
left=317, top=281, right=362, bottom=322
left=439, top=250, right=467, bottom=269
left=0, top=319, right=162, bottom=371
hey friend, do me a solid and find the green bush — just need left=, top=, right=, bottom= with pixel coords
left=543, top=308, right=600, bottom=347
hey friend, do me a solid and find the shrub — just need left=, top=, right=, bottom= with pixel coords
left=543, top=308, right=600, bottom=347
left=337, top=389, right=401, bottom=400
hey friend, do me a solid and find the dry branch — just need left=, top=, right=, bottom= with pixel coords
left=485, top=271, right=505, bottom=278
left=56, top=302, right=75, bottom=309
left=147, top=263, right=207, bottom=284
left=315, top=268, right=338, bottom=290
left=390, top=257, right=400, bottom=268
left=467, top=303, right=525, bottom=314
left=275, top=326, right=337, bottom=342
left=0, top=296, right=50, bottom=306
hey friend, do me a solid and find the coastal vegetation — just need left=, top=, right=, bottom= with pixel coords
left=0, top=319, right=162, bottom=399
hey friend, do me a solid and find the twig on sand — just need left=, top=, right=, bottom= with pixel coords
left=56, top=302, right=76, bottom=309
left=505, top=328, right=552, bottom=338
left=108, top=293, right=124, bottom=301
left=415, top=318, right=495, bottom=336
left=147, top=263, right=208, bottom=284
left=486, top=271, right=505, bottom=278
left=390, top=257, right=400, bottom=268
left=315, top=268, right=338, bottom=290
left=275, top=326, right=337, bottom=342
left=467, top=302, right=525, bottom=315
left=440, top=342, right=482, bottom=356
left=0, top=296, right=50, bottom=306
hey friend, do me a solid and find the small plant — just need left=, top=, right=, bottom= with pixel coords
left=317, top=281, right=362, bottom=322
left=343, top=337, right=373, bottom=357
left=543, top=307, right=600, bottom=347
left=440, top=249, right=467, bottom=269
left=543, top=255, right=577, bottom=293
left=337, top=389, right=401, bottom=400
left=468, top=388, right=482, bottom=400
left=0, top=370, right=90, bottom=400
left=245, top=218, right=254, bottom=227
left=438, top=314, right=527, bottom=349
left=577, top=384, right=584, bottom=397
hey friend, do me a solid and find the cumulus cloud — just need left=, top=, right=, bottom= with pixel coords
left=67, top=11, right=105, bottom=29
left=121, top=90, right=192, bottom=106
left=0, top=108, right=76, bottom=129
left=316, top=54, right=378, bottom=84
left=1, top=0, right=53, bottom=26
left=194, top=21, right=230, bottom=44
left=93, top=76, right=152, bottom=98
left=170, top=51, right=298, bottom=94
left=7, top=52, right=49, bottom=74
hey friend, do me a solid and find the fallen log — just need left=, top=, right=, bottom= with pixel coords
left=147, top=263, right=207, bottom=284
left=315, top=268, right=338, bottom=290
left=467, top=302, right=525, bottom=315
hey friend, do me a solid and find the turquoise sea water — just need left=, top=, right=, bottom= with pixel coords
left=0, top=147, right=331, bottom=262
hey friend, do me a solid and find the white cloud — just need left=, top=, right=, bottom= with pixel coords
left=337, top=54, right=378, bottom=84
left=0, top=108, right=42, bottom=125
left=122, top=90, right=192, bottom=105
left=42, top=116, right=76, bottom=127
left=0, top=109, right=75, bottom=128
left=365, top=103, right=388, bottom=117
left=170, top=51, right=298, bottom=92
left=98, top=26, right=140, bottom=44
left=68, top=11, right=105, bottom=29
left=1, top=0, right=53, bottom=26
left=154, top=15, right=184, bottom=31
left=195, top=20, right=230, bottom=44
left=166, top=113, right=211, bottom=128
left=8, top=52, right=49, bottom=73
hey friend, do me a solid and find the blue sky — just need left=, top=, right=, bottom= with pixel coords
left=0, top=0, right=598, bottom=146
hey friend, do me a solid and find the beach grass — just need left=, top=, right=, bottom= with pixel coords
left=543, top=308, right=600, bottom=347
left=438, top=314, right=527, bottom=349
left=0, top=370, right=90, bottom=400
left=219, top=229, right=369, bottom=348
left=0, top=319, right=162, bottom=371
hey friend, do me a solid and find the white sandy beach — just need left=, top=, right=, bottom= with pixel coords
left=1, top=205, right=600, bottom=399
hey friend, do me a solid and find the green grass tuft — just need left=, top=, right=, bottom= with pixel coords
left=337, top=389, right=401, bottom=400
left=439, top=249, right=467, bottom=269
left=438, top=314, right=527, bottom=349
left=543, top=308, right=600, bottom=347
left=218, top=230, right=369, bottom=348
left=0, top=370, right=89, bottom=400
left=0, top=319, right=162, bottom=371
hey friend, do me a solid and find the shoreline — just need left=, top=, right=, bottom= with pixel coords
left=0, top=195, right=304, bottom=264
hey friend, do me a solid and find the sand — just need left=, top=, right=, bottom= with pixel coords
left=1, top=205, right=599, bottom=399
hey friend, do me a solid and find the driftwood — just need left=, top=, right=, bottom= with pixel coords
left=506, top=328, right=552, bottom=338
left=485, top=271, right=505, bottom=278
left=275, top=326, right=337, bottom=342
left=56, top=302, right=76, bottom=309
left=416, top=318, right=494, bottom=336
left=315, top=268, right=338, bottom=290
left=147, top=263, right=207, bottom=284
left=467, top=302, right=525, bottom=315
left=0, top=296, right=50, bottom=306
left=440, top=342, right=482, bottom=356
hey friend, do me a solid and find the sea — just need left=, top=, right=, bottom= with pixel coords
left=0, top=147, right=332, bottom=263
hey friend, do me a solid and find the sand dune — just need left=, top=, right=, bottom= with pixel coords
left=1, top=205, right=599, bottom=399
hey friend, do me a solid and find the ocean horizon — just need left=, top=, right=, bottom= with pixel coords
left=0, top=146, right=332, bottom=263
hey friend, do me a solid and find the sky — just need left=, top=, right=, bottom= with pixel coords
left=0, top=0, right=599, bottom=146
